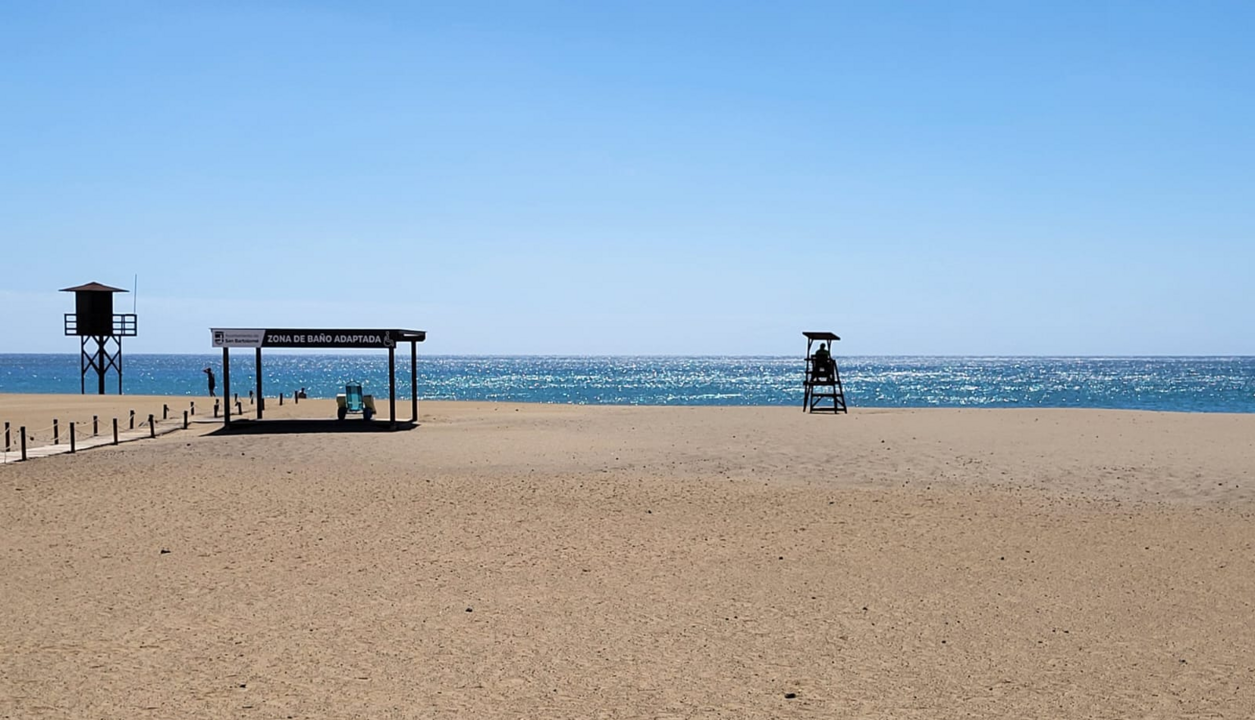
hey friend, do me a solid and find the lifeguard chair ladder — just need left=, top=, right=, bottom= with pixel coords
left=803, top=331, right=847, bottom=414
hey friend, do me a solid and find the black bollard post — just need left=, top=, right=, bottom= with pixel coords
left=214, top=400, right=219, bottom=418
left=113, top=418, right=119, bottom=445
left=54, top=419, right=60, bottom=445
left=279, top=393, right=284, bottom=406
left=4, top=422, right=8, bottom=452
left=190, top=401, right=195, bottom=416
left=249, top=390, right=254, bottom=405
left=148, top=414, right=155, bottom=438
left=93, top=415, right=99, bottom=436
left=234, top=393, right=238, bottom=404
left=129, top=410, right=135, bottom=429
left=70, top=422, right=76, bottom=453
left=163, top=404, right=169, bottom=420
left=183, top=410, right=188, bottom=429
left=20, top=426, right=27, bottom=461
left=294, top=390, right=299, bottom=405
left=235, top=401, right=242, bottom=416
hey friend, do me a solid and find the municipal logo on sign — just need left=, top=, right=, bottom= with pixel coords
left=210, top=328, right=267, bottom=348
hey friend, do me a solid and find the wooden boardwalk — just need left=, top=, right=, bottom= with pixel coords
left=1, top=416, right=225, bottom=465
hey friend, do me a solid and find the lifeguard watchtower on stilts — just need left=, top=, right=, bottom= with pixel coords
left=61, top=282, right=137, bottom=395
left=803, top=331, right=847, bottom=414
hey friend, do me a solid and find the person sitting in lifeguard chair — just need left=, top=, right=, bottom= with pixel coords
left=811, top=342, right=836, bottom=381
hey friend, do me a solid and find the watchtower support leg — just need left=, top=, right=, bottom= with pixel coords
left=97, top=336, right=108, bottom=395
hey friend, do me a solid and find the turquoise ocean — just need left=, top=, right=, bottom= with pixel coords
left=2, top=355, right=1253, bottom=413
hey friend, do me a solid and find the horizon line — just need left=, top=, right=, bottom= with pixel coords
left=2, top=352, right=1254, bottom=360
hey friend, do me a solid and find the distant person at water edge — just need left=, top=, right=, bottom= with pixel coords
left=296, top=387, right=308, bottom=399
left=812, top=343, right=834, bottom=378
left=203, top=367, right=216, bottom=397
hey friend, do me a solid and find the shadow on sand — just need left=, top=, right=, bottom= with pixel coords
left=207, top=419, right=419, bottom=436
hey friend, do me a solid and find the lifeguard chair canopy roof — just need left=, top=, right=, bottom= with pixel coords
left=60, top=282, right=128, bottom=293
left=803, top=331, right=840, bottom=342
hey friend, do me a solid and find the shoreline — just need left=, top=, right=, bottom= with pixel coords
left=7, top=396, right=1255, bottom=416
left=5, top=351, right=1254, bottom=357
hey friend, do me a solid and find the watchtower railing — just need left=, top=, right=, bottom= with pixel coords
left=64, top=313, right=139, bottom=337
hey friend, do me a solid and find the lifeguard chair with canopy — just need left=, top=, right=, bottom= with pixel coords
left=803, top=331, right=847, bottom=413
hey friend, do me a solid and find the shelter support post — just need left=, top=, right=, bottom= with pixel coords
left=410, top=340, right=418, bottom=422
left=223, top=347, right=231, bottom=426
left=388, top=345, right=397, bottom=428
left=255, top=347, right=263, bottom=420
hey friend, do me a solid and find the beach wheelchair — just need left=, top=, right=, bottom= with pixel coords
left=336, top=382, right=376, bottom=421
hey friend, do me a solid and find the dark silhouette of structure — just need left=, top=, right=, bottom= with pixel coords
left=803, top=331, right=847, bottom=413
left=62, top=282, right=137, bottom=395
left=211, top=327, right=426, bottom=429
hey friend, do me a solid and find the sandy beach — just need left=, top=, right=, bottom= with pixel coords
left=2, top=397, right=1254, bottom=718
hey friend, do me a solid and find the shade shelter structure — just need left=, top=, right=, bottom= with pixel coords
left=210, top=328, right=427, bottom=428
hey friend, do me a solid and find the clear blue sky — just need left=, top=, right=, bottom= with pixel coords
left=2, top=1, right=1252, bottom=355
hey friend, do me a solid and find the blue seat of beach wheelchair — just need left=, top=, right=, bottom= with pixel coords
left=336, top=383, right=376, bottom=421
left=345, top=383, right=364, bottom=412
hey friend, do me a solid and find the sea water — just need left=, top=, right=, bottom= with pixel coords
left=1, top=355, right=1252, bottom=413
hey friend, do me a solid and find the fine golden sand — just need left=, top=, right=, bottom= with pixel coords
left=2, top=397, right=1254, bottom=718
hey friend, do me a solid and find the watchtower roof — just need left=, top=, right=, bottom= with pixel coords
left=60, top=281, right=128, bottom=293
left=803, top=331, right=840, bottom=341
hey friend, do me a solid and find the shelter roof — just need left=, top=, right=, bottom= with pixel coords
left=212, top=327, right=426, bottom=349
left=803, top=331, right=841, bottom=341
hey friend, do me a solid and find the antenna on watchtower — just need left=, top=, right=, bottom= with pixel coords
left=61, top=281, right=139, bottom=395
left=133, top=274, right=138, bottom=313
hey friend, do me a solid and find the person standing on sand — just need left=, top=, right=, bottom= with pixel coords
left=204, top=367, right=216, bottom=397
